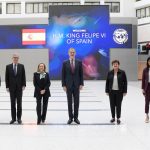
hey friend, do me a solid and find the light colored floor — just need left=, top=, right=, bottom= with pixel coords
left=0, top=81, right=149, bottom=150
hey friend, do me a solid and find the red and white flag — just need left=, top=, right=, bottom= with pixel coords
left=22, top=29, right=46, bottom=45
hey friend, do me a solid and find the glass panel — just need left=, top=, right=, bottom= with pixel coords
left=58, top=3, right=63, bottom=5
left=43, top=3, right=48, bottom=13
left=62, top=3, right=68, bottom=5
left=53, top=3, right=58, bottom=5
left=136, top=9, right=141, bottom=19
left=112, top=3, right=120, bottom=13
left=141, top=8, right=146, bottom=18
left=15, top=3, right=21, bottom=14
left=39, top=3, right=43, bottom=13
left=146, top=7, right=150, bottom=17
left=26, top=3, right=33, bottom=13
left=85, top=2, right=92, bottom=5
left=49, top=3, right=53, bottom=6
left=7, top=4, right=14, bottom=14
left=93, top=2, right=100, bottom=5
left=68, top=3, right=73, bottom=5
left=34, top=3, right=39, bottom=13
left=73, top=2, right=80, bottom=5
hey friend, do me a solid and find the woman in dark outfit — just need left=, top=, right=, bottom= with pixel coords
left=142, top=57, right=150, bottom=123
left=105, top=60, right=127, bottom=124
left=33, top=63, right=51, bottom=125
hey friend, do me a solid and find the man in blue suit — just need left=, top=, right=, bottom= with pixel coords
left=62, top=48, right=84, bottom=124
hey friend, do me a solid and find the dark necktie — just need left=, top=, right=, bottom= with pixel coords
left=71, top=59, right=74, bottom=73
left=14, top=64, right=17, bottom=76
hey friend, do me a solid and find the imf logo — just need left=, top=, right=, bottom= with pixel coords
left=113, top=29, right=128, bottom=44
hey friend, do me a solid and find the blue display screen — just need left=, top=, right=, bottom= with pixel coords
left=0, top=5, right=132, bottom=80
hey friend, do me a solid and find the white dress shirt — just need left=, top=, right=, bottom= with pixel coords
left=39, top=72, right=46, bottom=79
left=112, top=74, right=119, bottom=90
left=13, top=63, right=18, bottom=74
left=70, top=59, right=75, bottom=67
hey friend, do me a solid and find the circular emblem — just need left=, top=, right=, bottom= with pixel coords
left=28, top=34, right=33, bottom=40
left=113, top=29, right=128, bottom=44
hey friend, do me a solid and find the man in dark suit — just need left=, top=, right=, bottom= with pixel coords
left=62, top=48, right=84, bottom=124
left=5, top=54, right=26, bottom=124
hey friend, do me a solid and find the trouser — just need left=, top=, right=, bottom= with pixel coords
left=109, top=90, right=123, bottom=119
left=10, top=90, right=22, bottom=121
left=36, top=95, right=49, bottom=121
left=66, top=86, right=80, bottom=120
left=145, top=83, right=150, bottom=114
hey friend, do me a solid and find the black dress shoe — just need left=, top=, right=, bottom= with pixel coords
left=18, top=120, right=22, bottom=124
left=37, top=119, right=41, bottom=125
left=42, top=120, right=45, bottom=123
left=10, top=120, right=16, bottom=124
left=74, top=119, right=80, bottom=124
left=117, top=119, right=121, bottom=125
left=67, top=119, right=73, bottom=124
left=110, top=118, right=115, bottom=123
left=37, top=120, right=41, bottom=125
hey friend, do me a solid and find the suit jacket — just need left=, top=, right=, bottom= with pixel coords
left=5, top=63, right=26, bottom=91
left=142, top=67, right=150, bottom=92
left=62, top=59, right=84, bottom=89
left=33, top=72, right=51, bottom=98
left=105, top=69, right=127, bottom=93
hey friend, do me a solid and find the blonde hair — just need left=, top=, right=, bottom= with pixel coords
left=37, top=63, right=46, bottom=72
left=68, top=48, right=76, bottom=54
left=12, top=53, right=19, bottom=58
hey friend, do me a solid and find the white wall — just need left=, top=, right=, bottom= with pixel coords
left=0, top=0, right=136, bottom=19
left=0, top=49, right=49, bottom=81
left=138, top=24, right=150, bottom=43
left=135, top=0, right=150, bottom=9
left=110, top=48, right=138, bottom=81
left=110, top=0, right=135, bottom=18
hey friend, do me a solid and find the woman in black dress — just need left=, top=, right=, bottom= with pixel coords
left=33, top=63, right=51, bottom=125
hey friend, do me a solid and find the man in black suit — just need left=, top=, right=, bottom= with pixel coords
left=5, top=54, right=26, bottom=124
left=62, top=48, right=84, bottom=124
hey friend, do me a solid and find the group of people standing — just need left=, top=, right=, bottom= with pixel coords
left=0, top=48, right=150, bottom=125
left=5, top=53, right=51, bottom=125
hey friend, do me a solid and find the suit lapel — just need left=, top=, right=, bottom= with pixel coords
left=67, top=60, right=72, bottom=73
left=37, top=73, right=41, bottom=80
left=16, top=63, right=20, bottom=76
left=11, top=63, right=15, bottom=77
left=17, top=64, right=19, bottom=76
left=74, top=60, right=78, bottom=72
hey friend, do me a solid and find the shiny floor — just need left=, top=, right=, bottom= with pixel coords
left=0, top=81, right=149, bottom=150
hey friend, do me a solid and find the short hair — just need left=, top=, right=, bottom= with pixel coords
left=147, top=57, right=150, bottom=68
left=111, top=60, right=120, bottom=66
left=68, top=48, right=76, bottom=54
left=37, top=63, right=46, bottom=72
left=12, top=53, right=19, bottom=58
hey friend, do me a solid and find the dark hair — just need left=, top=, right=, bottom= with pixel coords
left=111, top=60, right=120, bottom=66
left=37, top=63, right=46, bottom=72
left=147, top=57, right=150, bottom=68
